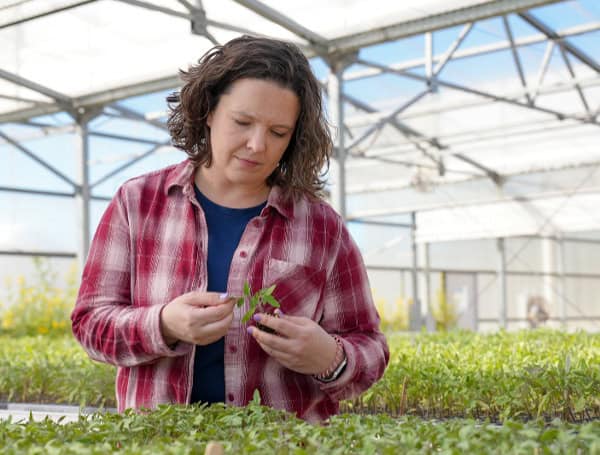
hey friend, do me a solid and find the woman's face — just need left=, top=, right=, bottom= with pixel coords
left=205, top=78, right=300, bottom=190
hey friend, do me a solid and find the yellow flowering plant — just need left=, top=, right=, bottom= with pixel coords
left=0, top=257, right=77, bottom=337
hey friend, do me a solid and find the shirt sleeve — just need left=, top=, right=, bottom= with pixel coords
left=316, top=219, right=390, bottom=401
left=71, top=186, right=191, bottom=367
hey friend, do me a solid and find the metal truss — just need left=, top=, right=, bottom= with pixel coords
left=1, top=0, right=600, bottom=330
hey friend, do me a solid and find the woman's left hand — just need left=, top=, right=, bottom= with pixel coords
left=248, top=310, right=338, bottom=375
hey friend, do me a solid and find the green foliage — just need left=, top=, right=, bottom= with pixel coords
left=0, top=258, right=77, bottom=337
left=0, top=336, right=115, bottom=408
left=236, top=282, right=280, bottom=323
left=1, top=330, right=599, bottom=425
left=346, top=329, right=600, bottom=422
left=0, top=405, right=598, bottom=454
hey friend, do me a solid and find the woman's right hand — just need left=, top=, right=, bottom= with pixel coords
left=160, top=291, right=236, bottom=346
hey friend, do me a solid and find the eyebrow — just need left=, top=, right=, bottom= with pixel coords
left=231, top=110, right=294, bottom=130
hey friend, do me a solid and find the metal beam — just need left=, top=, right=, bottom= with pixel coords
left=233, top=0, right=328, bottom=51
left=356, top=58, right=600, bottom=127
left=0, top=93, right=53, bottom=105
left=114, top=0, right=190, bottom=19
left=0, top=185, right=111, bottom=201
left=0, top=186, right=74, bottom=198
left=3, top=18, right=598, bottom=125
left=0, top=74, right=182, bottom=124
left=452, top=153, right=503, bottom=185
left=346, top=89, right=431, bottom=153
left=0, top=0, right=98, bottom=29
left=328, top=0, right=564, bottom=54
left=110, top=103, right=169, bottom=132
left=497, top=238, right=507, bottom=329
left=502, top=16, right=532, bottom=105
left=344, top=22, right=600, bottom=83
left=346, top=75, right=600, bottom=130
left=531, top=41, right=554, bottom=102
left=75, top=117, right=91, bottom=269
left=433, top=23, right=473, bottom=77
left=0, top=129, right=77, bottom=188
left=89, top=131, right=166, bottom=145
left=347, top=183, right=600, bottom=220
left=327, top=58, right=348, bottom=220
left=558, top=47, right=592, bottom=117
left=0, top=250, right=77, bottom=258
left=0, top=68, right=72, bottom=107
left=90, top=140, right=171, bottom=188
left=348, top=219, right=413, bottom=229
left=519, top=12, right=600, bottom=73
left=409, top=212, right=422, bottom=330
left=365, top=263, right=600, bottom=279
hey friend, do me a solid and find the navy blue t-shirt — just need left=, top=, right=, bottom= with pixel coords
left=190, top=185, right=266, bottom=405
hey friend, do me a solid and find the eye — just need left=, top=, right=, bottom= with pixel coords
left=271, top=130, right=287, bottom=138
left=234, top=119, right=250, bottom=126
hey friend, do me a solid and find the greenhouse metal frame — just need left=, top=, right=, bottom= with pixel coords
left=1, top=0, right=599, bottom=330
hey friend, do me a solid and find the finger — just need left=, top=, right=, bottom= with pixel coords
left=193, top=312, right=233, bottom=344
left=253, top=312, right=303, bottom=338
left=249, top=325, right=294, bottom=353
left=184, top=291, right=237, bottom=307
left=192, top=301, right=234, bottom=324
left=255, top=338, right=294, bottom=363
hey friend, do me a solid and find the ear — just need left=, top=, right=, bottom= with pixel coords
left=206, top=112, right=213, bottom=128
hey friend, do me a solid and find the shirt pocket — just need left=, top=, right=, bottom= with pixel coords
left=262, top=258, right=326, bottom=321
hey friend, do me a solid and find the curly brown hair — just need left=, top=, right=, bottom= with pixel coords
left=167, top=35, right=332, bottom=199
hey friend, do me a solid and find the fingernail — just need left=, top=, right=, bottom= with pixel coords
left=219, top=293, right=228, bottom=300
left=247, top=327, right=254, bottom=335
left=275, top=309, right=283, bottom=316
left=253, top=314, right=261, bottom=322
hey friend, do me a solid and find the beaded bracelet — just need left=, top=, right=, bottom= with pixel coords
left=314, top=335, right=347, bottom=383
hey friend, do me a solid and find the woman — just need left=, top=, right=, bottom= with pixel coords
left=71, top=35, right=389, bottom=423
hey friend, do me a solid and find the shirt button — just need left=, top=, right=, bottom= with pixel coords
left=228, top=393, right=234, bottom=402
left=239, top=251, right=247, bottom=258
left=229, top=345, right=237, bottom=353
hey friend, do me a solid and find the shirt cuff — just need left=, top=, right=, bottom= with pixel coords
left=150, top=303, right=193, bottom=357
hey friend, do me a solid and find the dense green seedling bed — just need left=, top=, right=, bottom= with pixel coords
left=346, top=330, right=600, bottom=422
left=0, top=336, right=115, bottom=408
left=1, top=330, right=599, bottom=422
left=1, top=401, right=599, bottom=454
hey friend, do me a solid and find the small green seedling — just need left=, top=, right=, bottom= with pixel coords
left=236, top=281, right=280, bottom=324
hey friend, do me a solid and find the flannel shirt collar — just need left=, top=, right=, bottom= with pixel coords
left=165, top=160, right=294, bottom=220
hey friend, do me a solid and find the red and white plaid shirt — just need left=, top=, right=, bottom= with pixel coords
left=72, top=160, right=389, bottom=422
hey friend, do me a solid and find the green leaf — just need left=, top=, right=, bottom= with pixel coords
left=236, top=297, right=244, bottom=308
left=243, top=282, right=251, bottom=297
left=242, top=309, right=254, bottom=324
left=250, top=295, right=259, bottom=311
left=263, top=284, right=276, bottom=296
left=263, top=294, right=280, bottom=308
left=252, top=389, right=262, bottom=405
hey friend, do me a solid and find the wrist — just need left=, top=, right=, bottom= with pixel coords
left=160, top=305, right=178, bottom=347
left=314, top=335, right=347, bottom=383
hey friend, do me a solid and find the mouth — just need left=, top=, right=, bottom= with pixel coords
left=235, top=156, right=261, bottom=167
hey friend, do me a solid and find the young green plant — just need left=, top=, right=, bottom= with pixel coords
left=236, top=282, right=280, bottom=324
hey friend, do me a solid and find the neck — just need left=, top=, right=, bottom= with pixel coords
left=194, top=167, right=269, bottom=208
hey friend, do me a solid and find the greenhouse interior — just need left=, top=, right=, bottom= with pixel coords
left=0, top=0, right=599, bottom=453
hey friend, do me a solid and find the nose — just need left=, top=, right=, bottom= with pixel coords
left=247, top=127, right=266, bottom=155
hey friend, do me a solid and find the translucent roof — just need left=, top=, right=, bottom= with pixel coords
left=0, top=0, right=560, bottom=120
